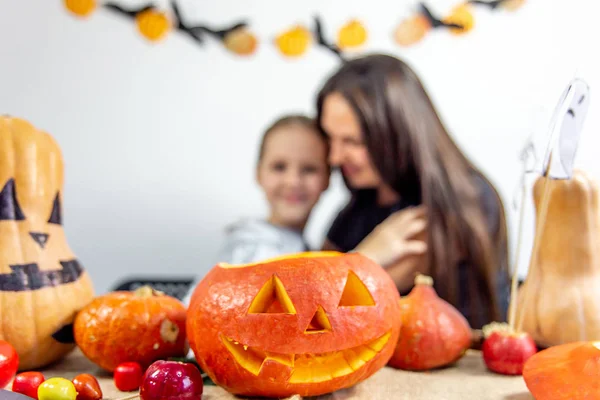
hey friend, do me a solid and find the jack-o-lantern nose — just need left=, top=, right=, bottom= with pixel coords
left=29, top=232, right=49, bottom=249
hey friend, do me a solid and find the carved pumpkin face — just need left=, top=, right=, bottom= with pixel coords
left=0, top=116, right=94, bottom=370
left=187, top=251, right=401, bottom=398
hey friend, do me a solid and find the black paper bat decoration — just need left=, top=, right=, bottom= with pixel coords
left=313, top=16, right=344, bottom=61
left=103, top=0, right=249, bottom=46
left=419, top=3, right=464, bottom=29
left=468, top=0, right=505, bottom=9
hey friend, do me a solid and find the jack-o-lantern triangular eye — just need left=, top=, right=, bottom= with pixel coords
left=0, top=178, right=25, bottom=221
left=304, top=305, right=332, bottom=334
left=248, top=274, right=296, bottom=314
left=48, top=192, right=62, bottom=225
left=338, top=270, right=376, bottom=307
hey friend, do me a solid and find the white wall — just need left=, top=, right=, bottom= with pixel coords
left=0, top=0, right=598, bottom=295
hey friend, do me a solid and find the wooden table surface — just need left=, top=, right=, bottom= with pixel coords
left=5, top=348, right=535, bottom=400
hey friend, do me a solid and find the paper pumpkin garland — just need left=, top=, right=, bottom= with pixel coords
left=275, top=25, right=313, bottom=57
left=337, top=20, right=368, bottom=50
left=134, top=8, right=171, bottom=42
left=63, top=0, right=527, bottom=57
left=444, top=4, right=476, bottom=35
left=64, top=0, right=96, bottom=17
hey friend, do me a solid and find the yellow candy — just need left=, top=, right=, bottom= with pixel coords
left=38, top=377, right=78, bottom=400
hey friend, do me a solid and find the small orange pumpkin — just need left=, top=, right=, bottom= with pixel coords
left=275, top=25, right=312, bottom=57
left=387, top=275, right=472, bottom=370
left=135, top=9, right=171, bottom=42
left=187, top=251, right=401, bottom=398
left=393, top=14, right=432, bottom=47
left=64, top=0, right=96, bottom=17
left=73, top=286, right=187, bottom=372
left=337, top=20, right=367, bottom=50
left=223, top=27, right=258, bottom=56
left=523, top=341, right=600, bottom=399
left=443, top=3, right=475, bottom=35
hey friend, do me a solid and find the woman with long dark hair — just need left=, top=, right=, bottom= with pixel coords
left=317, top=54, right=510, bottom=329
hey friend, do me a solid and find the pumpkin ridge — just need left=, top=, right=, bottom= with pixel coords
left=10, top=121, right=35, bottom=363
left=141, top=290, right=153, bottom=360
left=89, top=301, right=112, bottom=364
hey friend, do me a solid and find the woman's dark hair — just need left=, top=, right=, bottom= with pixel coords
left=316, top=54, right=509, bottom=328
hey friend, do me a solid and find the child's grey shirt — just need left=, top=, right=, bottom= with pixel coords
left=182, top=219, right=309, bottom=306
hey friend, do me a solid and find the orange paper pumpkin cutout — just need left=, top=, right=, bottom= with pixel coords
left=187, top=251, right=402, bottom=398
left=64, top=0, right=96, bottom=18
left=275, top=25, right=312, bottom=57
left=393, top=14, right=432, bottom=46
left=501, top=0, right=526, bottom=11
left=135, top=9, right=171, bottom=42
left=337, top=20, right=368, bottom=50
left=224, top=27, right=258, bottom=56
left=443, top=3, right=475, bottom=35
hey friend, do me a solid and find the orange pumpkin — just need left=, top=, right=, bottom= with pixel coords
left=337, top=20, right=368, bottom=50
left=443, top=3, right=475, bottom=35
left=73, top=286, right=187, bottom=372
left=523, top=341, right=600, bottom=399
left=223, top=27, right=258, bottom=56
left=0, top=116, right=95, bottom=370
left=275, top=25, right=312, bottom=57
left=187, top=251, right=401, bottom=397
left=64, top=0, right=96, bottom=17
left=387, top=275, right=472, bottom=370
left=135, top=9, right=171, bottom=42
left=393, top=15, right=431, bottom=47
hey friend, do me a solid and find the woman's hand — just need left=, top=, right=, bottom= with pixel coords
left=354, top=205, right=428, bottom=267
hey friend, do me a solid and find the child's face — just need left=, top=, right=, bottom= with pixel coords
left=257, top=125, right=330, bottom=230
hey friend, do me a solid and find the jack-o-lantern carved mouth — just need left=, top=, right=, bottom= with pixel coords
left=217, top=263, right=392, bottom=383
left=220, top=331, right=391, bottom=383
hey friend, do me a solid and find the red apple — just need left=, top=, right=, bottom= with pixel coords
left=140, top=360, right=203, bottom=400
left=482, top=322, right=537, bottom=375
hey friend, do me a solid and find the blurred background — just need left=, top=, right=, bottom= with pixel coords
left=0, top=0, right=597, bottom=295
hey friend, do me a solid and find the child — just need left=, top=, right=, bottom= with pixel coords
left=183, top=114, right=330, bottom=305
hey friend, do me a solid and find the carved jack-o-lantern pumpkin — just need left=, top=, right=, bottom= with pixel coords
left=187, top=251, right=401, bottom=398
left=0, top=116, right=95, bottom=370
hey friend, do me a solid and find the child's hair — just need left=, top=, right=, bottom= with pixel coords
left=257, top=114, right=324, bottom=165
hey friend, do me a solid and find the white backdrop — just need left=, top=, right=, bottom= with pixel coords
left=0, top=0, right=598, bottom=294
